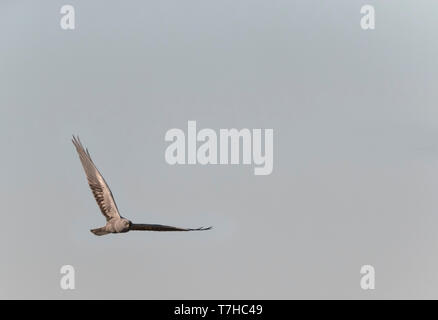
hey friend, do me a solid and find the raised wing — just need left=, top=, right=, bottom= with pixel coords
left=130, top=224, right=212, bottom=232
left=72, top=136, right=121, bottom=221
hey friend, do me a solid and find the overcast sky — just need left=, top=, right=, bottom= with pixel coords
left=1, top=0, right=438, bottom=299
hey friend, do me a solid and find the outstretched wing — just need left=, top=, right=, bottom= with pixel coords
left=72, top=135, right=121, bottom=221
left=130, top=224, right=212, bottom=232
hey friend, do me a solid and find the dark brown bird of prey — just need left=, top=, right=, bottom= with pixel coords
left=72, top=136, right=212, bottom=236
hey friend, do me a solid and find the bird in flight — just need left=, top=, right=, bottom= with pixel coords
left=72, top=136, right=212, bottom=236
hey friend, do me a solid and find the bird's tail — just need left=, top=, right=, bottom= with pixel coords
left=90, top=227, right=110, bottom=236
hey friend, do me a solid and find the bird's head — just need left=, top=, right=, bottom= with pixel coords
left=123, top=219, right=132, bottom=228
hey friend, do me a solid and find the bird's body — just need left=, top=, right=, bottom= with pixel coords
left=72, top=136, right=211, bottom=236
left=91, top=218, right=130, bottom=236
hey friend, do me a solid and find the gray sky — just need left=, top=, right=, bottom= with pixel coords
left=1, top=0, right=438, bottom=299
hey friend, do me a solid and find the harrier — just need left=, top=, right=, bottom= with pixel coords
left=72, top=136, right=212, bottom=236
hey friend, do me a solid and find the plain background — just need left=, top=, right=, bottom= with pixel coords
left=1, top=0, right=438, bottom=299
